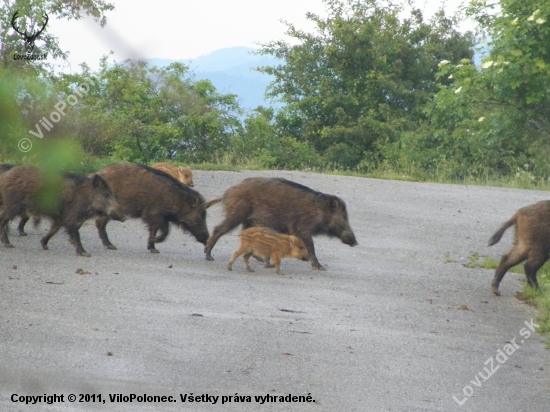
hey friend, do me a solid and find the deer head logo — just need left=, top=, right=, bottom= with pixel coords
left=11, top=10, right=49, bottom=53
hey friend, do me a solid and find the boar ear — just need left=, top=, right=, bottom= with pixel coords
left=190, top=195, right=200, bottom=208
left=91, top=174, right=108, bottom=190
left=328, top=197, right=340, bottom=211
left=204, top=198, right=222, bottom=209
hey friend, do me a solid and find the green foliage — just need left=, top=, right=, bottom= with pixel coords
left=417, top=0, right=550, bottom=180
left=231, top=107, right=321, bottom=169
left=521, top=265, right=550, bottom=346
left=0, top=66, right=27, bottom=161
left=49, top=58, right=243, bottom=164
left=258, top=0, right=474, bottom=169
left=0, top=0, right=114, bottom=73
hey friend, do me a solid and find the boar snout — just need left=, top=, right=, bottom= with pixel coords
left=194, top=232, right=209, bottom=245
left=341, top=230, right=358, bottom=246
left=110, top=210, right=126, bottom=222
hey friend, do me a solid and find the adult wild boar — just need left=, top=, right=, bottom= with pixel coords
left=0, top=165, right=125, bottom=256
left=96, top=163, right=215, bottom=253
left=205, top=177, right=358, bottom=270
left=488, top=201, right=550, bottom=295
left=0, top=164, right=33, bottom=236
left=0, top=164, right=14, bottom=173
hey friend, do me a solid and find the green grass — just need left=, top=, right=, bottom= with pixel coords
left=21, top=154, right=550, bottom=193
left=521, top=267, right=550, bottom=348
left=463, top=251, right=550, bottom=347
left=462, top=251, right=524, bottom=273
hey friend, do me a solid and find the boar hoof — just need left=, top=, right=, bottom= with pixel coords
left=19, top=232, right=27, bottom=237
left=492, top=287, right=501, bottom=296
left=247, top=268, right=255, bottom=273
left=227, top=265, right=232, bottom=271
left=206, top=255, right=215, bottom=261
left=106, top=244, right=117, bottom=250
left=265, top=264, right=275, bottom=268
left=79, top=252, right=91, bottom=257
left=4, top=243, right=14, bottom=248
left=312, top=264, right=326, bottom=271
left=149, top=248, right=160, bottom=254
left=40, top=242, right=48, bottom=250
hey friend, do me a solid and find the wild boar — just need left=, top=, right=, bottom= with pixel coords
left=0, top=163, right=33, bottom=235
left=228, top=227, right=309, bottom=275
left=0, top=165, right=125, bottom=256
left=96, top=163, right=216, bottom=253
left=205, top=177, right=358, bottom=270
left=0, top=164, right=15, bottom=174
left=152, top=162, right=194, bottom=187
left=488, top=200, right=550, bottom=295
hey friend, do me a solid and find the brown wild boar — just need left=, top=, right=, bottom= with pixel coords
left=0, top=164, right=14, bottom=174
left=96, top=163, right=216, bottom=253
left=205, top=177, right=358, bottom=270
left=152, top=162, right=194, bottom=187
left=488, top=201, right=550, bottom=295
left=227, top=227, right=310, bottom=275
left=0, top=164, right=34, bottom=235
left=0, top=165, right=125, bottom=256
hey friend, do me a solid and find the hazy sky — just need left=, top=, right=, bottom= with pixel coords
left=46, top=0, right=467, bottom=71
left=45, top=0, right=325, bottom=70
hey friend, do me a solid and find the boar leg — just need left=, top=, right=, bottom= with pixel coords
left=153, top=220, right=170, bottom=243
left=205, top=218, right=242, bottom=260
left=243, top=251, right=255, bottom=272
left=270, top=253, right=283, bottom=275
left=492, top=246, right=528, bottom=296
left=227, top=247, right=246, bottom=271
left=523, top=249, right=546, bottom=290
left=0, top=210, right=15, bottom=248
left=67, top=226, right=91, bottom=257
left=96, top=215, right=117, bottom=250
left=299, top=234, right=325, bottom=270
left=147, top=223, right=161, bottom=253
left=0, top=221, right=13, bottom=248
left=40, top=219, right=63, bottom=250
left=17, top=213, right=30, bottom=236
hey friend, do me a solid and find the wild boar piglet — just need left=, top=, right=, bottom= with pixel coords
left=227, top=227, right=309, bottom=275
left=152, top=162, right=194, bottom=187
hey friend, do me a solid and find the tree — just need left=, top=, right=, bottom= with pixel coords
left=258, top=0, right=475, bottom=169
left=0, top=0, right=114, bottom=73
left=419, top=0, right=550, bottom=178
left=56, top=58, right=243, bottom=164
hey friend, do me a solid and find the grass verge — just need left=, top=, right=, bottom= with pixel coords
left=464, top=252, right=550, bottom=348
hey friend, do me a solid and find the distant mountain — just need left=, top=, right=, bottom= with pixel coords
left=148, top=47, right=282, bottom=111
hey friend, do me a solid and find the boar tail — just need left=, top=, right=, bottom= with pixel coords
left=204, top=198, right=222, bottom=209
left=488, top=214, right=517, bottom=246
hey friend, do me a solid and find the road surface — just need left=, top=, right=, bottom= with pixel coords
left=1, top=170, right=549, bottom=411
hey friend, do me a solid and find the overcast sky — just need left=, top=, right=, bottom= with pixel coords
left=46, top=0, right=468, bottom=71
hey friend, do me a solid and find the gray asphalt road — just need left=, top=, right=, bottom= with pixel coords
left=1, top=170, right=549, bottom=411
